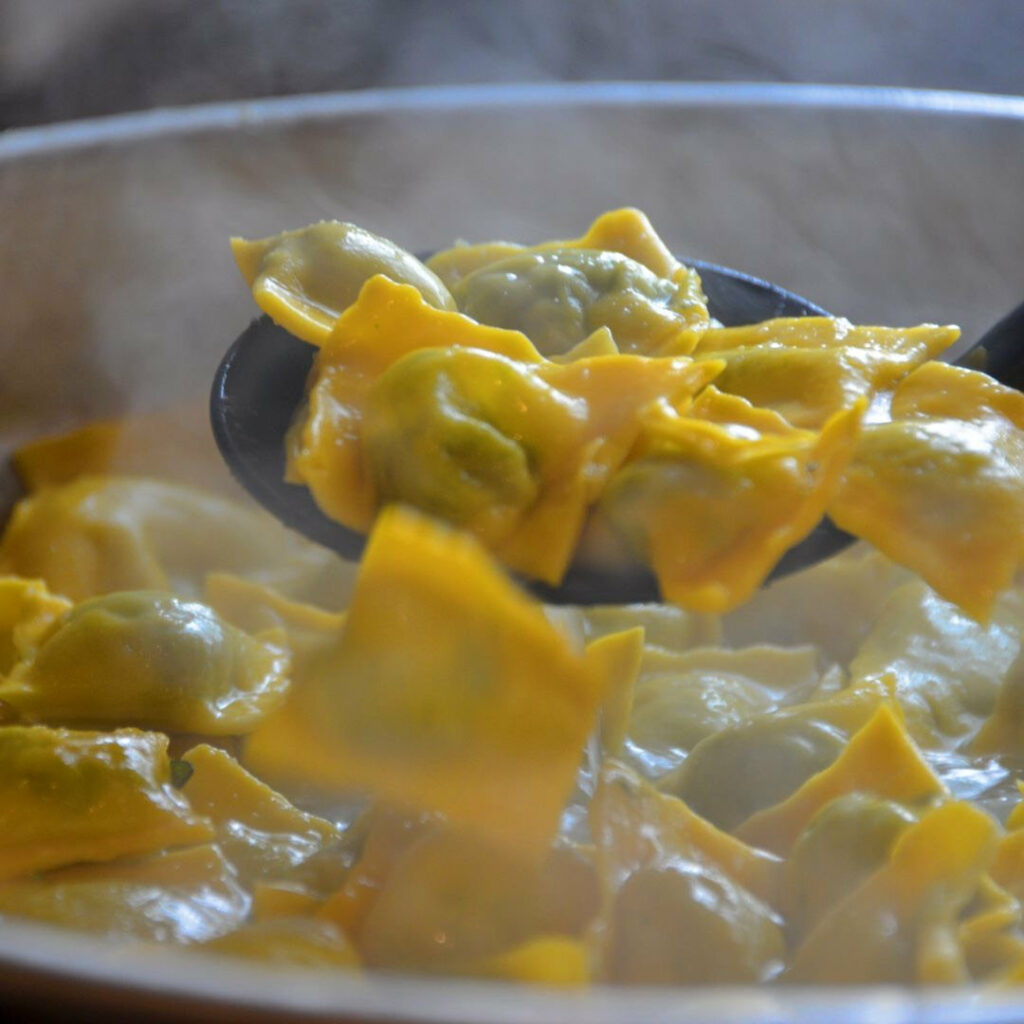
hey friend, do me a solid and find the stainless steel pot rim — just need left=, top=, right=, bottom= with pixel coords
left=1, top=914, right=1023, bottom=1024
left=3, top=79, right=1024, bottom=1021
left=1, top=80, right=1023, bottom=162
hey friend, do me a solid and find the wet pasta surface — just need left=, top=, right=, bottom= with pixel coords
left=0, top=208, right=1022, bottom=987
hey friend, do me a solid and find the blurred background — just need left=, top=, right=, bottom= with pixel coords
left=1, top=0, right=1022, bottom=129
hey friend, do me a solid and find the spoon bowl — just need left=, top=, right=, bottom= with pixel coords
left=210, top=260, right=1022, bottom=605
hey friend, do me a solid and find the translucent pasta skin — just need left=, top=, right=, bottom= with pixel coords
left=267, top=210, right=1017, bottom=617
left=0, top=208, right=1021, bottom=989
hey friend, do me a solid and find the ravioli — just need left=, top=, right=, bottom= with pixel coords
left=0, top=726, right=213, bottom=881
left=627, top=644, right=826, bottom=763
left=179, top=743, right=341, bottom=886
left=596, top=399, right=862, bottom=611
left=0, top=475, right=355, bottom=607
left=1, top=205, right=1023, bottom=992
left=590, top=762, right=785, bottom=984
left=786, top=801, right=1000, bottom=984
left=288, top=275, right=718, bottom=583
left=846, top=581, right=1023, bottom=748
left=245, top=506, right=607, bottom=858
left=451, top=247, right=702, bottom=358
left=232, top=220, right=455, bottom=345
left=735, top=703, right=946, bottom=855
left=694, top=318, right=959, bottom=428
left=425, top=240, right=526, bottom=290
left=781, top=792, right=918, bottom=939
left=248, top=211, right=1023, bottom=621
left=0, top=845, right=250, bottom=943
left=356, top=825, right=596, bottom=973
left=830, top=362, right=1024, bottom=621
left=0, top=591, right=291, bottom=735
left=429, top=207, right=709, bottom=352
left=285, top=275, right=551, bottom=533
left=663, top=675, right=897, bottom=830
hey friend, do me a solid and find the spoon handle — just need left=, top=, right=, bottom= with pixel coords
left=957, top=298, right=1024, bottom=391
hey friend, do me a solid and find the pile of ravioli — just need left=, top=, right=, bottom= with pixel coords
left=234, top=208, right=1022, bottom=618
left=0, top=210, right=1022, bottom=990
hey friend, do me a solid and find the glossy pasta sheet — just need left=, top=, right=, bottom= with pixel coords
left=0, top=205, right=1022, bottom=989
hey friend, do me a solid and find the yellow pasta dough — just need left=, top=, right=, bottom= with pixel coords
left=0, top=726, right=213, bottom=881
left=0, top=206, right=1021, bottom=992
